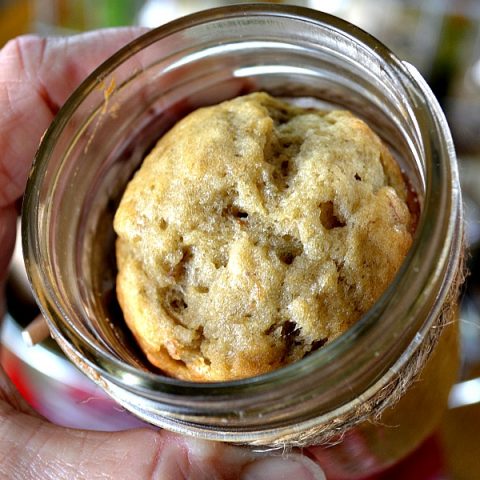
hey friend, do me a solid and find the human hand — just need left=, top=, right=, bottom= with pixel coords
left=0, top=29, right=325, bottom=479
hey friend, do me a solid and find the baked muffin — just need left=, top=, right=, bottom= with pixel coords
left=114, top=92, right=413, bottom=382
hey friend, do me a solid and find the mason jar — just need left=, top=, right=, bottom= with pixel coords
left=22, top=5, right=463, bottom=478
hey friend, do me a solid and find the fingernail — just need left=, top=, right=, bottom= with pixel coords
left=242, top=454, right=326, bottom=480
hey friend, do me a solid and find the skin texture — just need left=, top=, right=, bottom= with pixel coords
left=0, top=29, right=324, bottom=480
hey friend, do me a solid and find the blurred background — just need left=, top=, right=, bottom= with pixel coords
left=1, top=1, right=480, bottom=479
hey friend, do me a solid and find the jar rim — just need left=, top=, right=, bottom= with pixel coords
left=22, top=4, right=462, bottom=410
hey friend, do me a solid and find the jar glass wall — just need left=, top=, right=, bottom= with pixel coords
left=22, top=5, right=463, bottom=478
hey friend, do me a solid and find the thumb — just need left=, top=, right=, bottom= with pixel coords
left=0, top=27, right=146, bottom=207
left=0, top=398, right=324, bottom=479
left=241, top=454, right=326, bottom=480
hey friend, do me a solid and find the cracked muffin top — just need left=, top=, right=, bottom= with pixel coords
left=113, top=92, right=414, bottom=382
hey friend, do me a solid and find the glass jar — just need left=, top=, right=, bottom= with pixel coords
left=22, top=5, right=463, bottom=478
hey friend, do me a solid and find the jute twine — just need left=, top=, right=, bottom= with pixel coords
left=262, top=245, right=466, bottom=449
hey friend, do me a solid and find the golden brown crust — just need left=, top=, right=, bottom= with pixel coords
left=114, top=92, right=413, bottom=381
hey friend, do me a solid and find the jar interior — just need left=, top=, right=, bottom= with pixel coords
left=40, top=14, right=427, bottom=377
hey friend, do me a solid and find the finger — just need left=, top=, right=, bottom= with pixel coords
left=241, top=454, right=326, bottom=480
left=0, top=27, right=146, bottom=208
left=0, top=405, right=324, bottom=480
